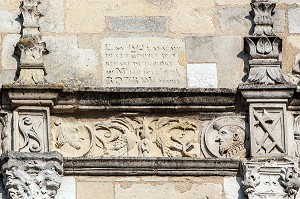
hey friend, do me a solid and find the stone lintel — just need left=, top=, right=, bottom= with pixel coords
left=64, top=157, right=242, bottom=176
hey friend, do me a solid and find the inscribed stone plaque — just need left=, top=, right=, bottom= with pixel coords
left=101, top=37, right=186, bottom=87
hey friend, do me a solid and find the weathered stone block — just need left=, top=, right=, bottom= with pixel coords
left=187, top=63, right=218, bottom=88
left=56, top=177, right=76, bottom=199
left=185, top=36, right=244, bottom=88
left=101, top=37, right=186, bottom=88
left=169, top=0, right=214, bottom=34
left=77, top=181, right=114, bottom=199
left=106, top=16, right=166, bottom=33
left=115, top=183, right=222, bottom=199
left=39, top=0, right=64, bottom=33
left=0, top=70, right=16, bottom=86
left=218, top=8, right=285, bottom=34
left=65, top=0, right=162, bottom=33
left=0, top=11, right=21, bottom=33
left=224, top=177, right=246, bottom=199
left=288, top=8, right=300, bottom=33
left=185, top=36, right=214, bottom=63
left=0, top=0, right=20, bottom=11
left=1, top=34, right=19, bottom=71
left=43, top=35, right=99, bottom=86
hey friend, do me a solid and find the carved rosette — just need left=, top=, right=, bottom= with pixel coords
left=15, top=0, right=48, bottom=84
left=245, top=0, right=286, bottom=84
left=1, top=151, right=63, bottom=199
left=242, top=159, right=300, bottom=199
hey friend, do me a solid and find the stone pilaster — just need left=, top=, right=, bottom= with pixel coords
left=240, top=1, right=300, bottom=198
left=1, top=151, right=63, bottom=199
left=15, top=0, right=48, bottom=84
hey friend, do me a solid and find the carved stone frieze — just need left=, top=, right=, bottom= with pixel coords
left=201, top=116, right=249, bottom=158
left=13, top=107, right=50, bottom=152
left=242, top=159, right=300, bottom=199
left=52, top=116, right=201, bottom=158
left=15, top=0, right=48, bottom=84
left=249, top=104, right=288, bottom=157
left=1, top=151, right=63, bottom=199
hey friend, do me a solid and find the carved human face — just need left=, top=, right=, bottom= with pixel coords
left=215, top=126, right=234, bottom=155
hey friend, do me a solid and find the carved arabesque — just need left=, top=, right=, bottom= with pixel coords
left=53, top=117, right=201, bottom=158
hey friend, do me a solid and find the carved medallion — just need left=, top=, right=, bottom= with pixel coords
left=201, top=116, right=248, bottom=158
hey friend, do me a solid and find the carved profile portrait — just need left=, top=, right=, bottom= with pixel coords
left=201, top=116, right=248, bottom=158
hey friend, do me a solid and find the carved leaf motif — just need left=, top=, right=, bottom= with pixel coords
left=257, top=37, right=272, bottom=55
left=94, top=118, right=138, bottom=157
left=155, top=118, right=199, bottom=157
left=19, top=117, right=42, bottom=152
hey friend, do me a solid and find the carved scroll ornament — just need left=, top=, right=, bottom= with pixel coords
left=53, top=117, right=201, bottom=158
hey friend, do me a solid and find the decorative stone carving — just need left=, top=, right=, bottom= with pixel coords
left=294, top=115, right=300, bottom=157
left=251, top=0, right=276, bottom=36
left=244, top=0, right=286, bottom=84
left=1, top=151, right=63, bottom=199
left=0, top=112, right=9, bottom=153
left=13, top=107, right=50, bottom=152
left=242, top=159, right=300, bottom=199
left=201, top=116, right=248, bottom=158
left=53, top=117, right=201, bottom=158
left=154, top=118, right=199, bottom=158
left=15, top=0, right=48, bottom=84
left=249, top=104, right=288, bottom=157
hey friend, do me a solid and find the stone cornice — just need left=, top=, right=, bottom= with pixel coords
left=64, top=157, right=242, bottom=176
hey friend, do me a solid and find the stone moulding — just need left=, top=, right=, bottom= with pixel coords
left=1, top=151, right=63, bottom=199
left=1, top=86, right=237, bottom=112
left=63, top=157, right=241, bottom=176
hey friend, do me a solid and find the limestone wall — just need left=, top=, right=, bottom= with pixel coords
left=0, top=0, right=299, bottom=88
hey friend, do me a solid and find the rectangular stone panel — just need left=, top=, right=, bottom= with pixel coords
left=101, top=37, right=186, bottom=88
left=13, top=107, right=50, bottom=152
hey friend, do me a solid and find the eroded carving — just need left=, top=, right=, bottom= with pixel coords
left=250, top=105, right=287, bottom=157
left=243, top=159, right=299, bottom=199
left=243, top=166, right=261, bottom=196
left=251, top=0, right=275, bottom=36
left=53, top=117, right=201, bottom=158
left=0, top=112, right=9, bottom=153
left=279, top=168, right=300, bottom=199
left=201, top=116, right=248, bottom=158
left=1, top=151, right=63, bottom=199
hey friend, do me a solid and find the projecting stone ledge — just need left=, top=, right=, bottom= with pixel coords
left=63, top=157, right=242, bottom=176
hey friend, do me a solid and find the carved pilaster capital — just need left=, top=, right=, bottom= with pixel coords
left=242, top=158, right=300, bottom=199
left=1, top=151, right=63, bottom=199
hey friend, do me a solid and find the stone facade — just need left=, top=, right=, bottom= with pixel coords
left=0, top=0, right=299, bottom=199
